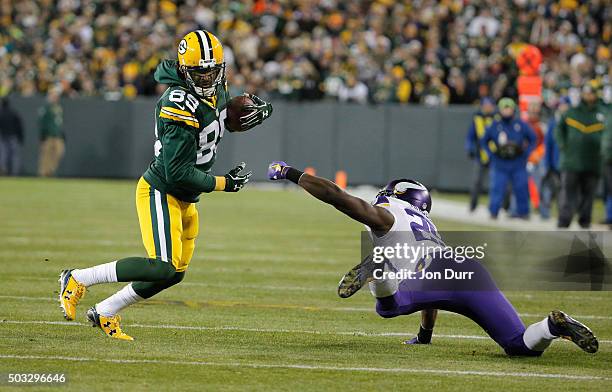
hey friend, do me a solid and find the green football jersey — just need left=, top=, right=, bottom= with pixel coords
left=143, top=60, right=231, bottom=202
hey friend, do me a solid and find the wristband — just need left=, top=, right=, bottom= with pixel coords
left=284, top=167, right=304, bottom=184
left=417, top=324, right=433, bottom=344
left=214, top=176, right=226, bottom=191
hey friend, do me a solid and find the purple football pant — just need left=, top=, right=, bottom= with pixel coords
left=375, top=259, right=542, bottom=356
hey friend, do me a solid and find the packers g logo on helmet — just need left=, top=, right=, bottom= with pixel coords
left=177, top=30, right=225, bottom=98
left=178, top=39, right=187, bottom=55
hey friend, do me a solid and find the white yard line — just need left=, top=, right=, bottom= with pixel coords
left=1, top=320, right=610, bottom=344
left=9, top=278, right=612, bottom=301
left=0, top=295, right=54, bottom=301
left=1, top=294, right=611, bottom=320
left=0, top=354, right=608, bottom=381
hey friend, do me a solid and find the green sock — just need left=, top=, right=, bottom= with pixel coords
left=132, top=272, right=185, bottom=299
left=115, top=257, right=176, bottom=282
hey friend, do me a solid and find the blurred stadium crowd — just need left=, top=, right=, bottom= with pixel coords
left=0, top=0, right=610, bottom=107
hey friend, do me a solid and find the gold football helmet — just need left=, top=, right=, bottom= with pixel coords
left=177, top=30, right=225, bottom=98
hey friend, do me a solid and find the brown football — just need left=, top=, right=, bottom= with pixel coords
left=226, top=95, right=255, bottom=132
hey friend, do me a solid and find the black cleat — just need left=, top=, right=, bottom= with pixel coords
left=548, top=310, right=598, bottom=353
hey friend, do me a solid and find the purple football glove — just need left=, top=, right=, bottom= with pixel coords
left=268, top=161, right=289, bottom=180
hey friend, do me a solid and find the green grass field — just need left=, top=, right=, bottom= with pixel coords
left=0, top=177, right=610, bottom=391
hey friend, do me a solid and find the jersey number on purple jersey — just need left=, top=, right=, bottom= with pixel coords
left=404, top=209, right=443, bottom=245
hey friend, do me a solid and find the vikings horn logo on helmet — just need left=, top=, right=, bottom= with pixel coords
left=394, top=181, right=426, bottom=195
left=377, top=178, right=432, bottom=213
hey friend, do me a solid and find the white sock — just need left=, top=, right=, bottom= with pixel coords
left=523, top=318, right=557, bottom=351
left=368, top=279, right=398, bottom=298
left=368, top=259, right=399, bottom=298
left=96, top=283, right=143, bottom=317
left=72, top=260, right=118, bottom=287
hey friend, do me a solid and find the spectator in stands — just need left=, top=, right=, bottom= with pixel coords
left=0, top=98, right=24, bottom=176
left=467, top=8, right=500, bottom=38
left=0, top=1, right=609, bottom=104
left=448, top=69, right=477, bottom=104
left=465, top=97, right=497, bottom=212
left=38, top=89, right=65, bottom=177
left=555, top=84, right=605, bottom=228
left=540, top=96, right=570, bottom=220
left=338, top=75, right=368, bottom=105
left=482, top=98, right=536, bottom=219
left=422, top=76, right=450, bottom=107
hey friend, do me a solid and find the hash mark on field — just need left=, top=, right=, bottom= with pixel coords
left=0, top=354, right=608, bottom=381
left=1, top=320, right=610, bottom=344
left=0, top=295, right=54, bottom=301
left=1, top=294, right=612, bottom=320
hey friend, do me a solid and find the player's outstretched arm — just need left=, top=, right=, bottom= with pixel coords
left=268, top=161, right=394, bottom=233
